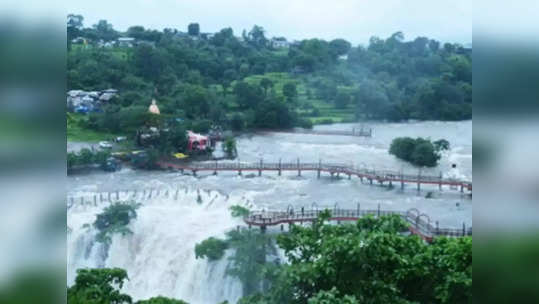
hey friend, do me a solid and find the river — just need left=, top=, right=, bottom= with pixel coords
left=67, top=120, right=472, bottom=303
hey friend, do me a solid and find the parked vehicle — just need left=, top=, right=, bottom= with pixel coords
left=99, top=141, right=113, bottom=149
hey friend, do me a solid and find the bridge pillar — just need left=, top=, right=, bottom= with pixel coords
left=213, top=170, right=217, bottom=175
left=278, top=158, right=282, bottom=176
left=460, top=184, right=464, bottom=192
left=417, top=182, right=420, bottom=192
left=192, top=170, right=197, bottom=176
left=337, top=172, right=340, bottom=178
left=317, top=170, right=321, bottom=179
left=401, top=181, right=404, bottom=190
left=369, top=178, right=373, bottom=185
left=297, top=158, right=301, bottom=176
left=280, top=224, right=284, bottom=231
left=261, top=225, right=266, bottom=233
left=238, top=170, right=242, bottom=176
left=360, top=176, right=363, bottom=183
left=348, top=174, right=351, bottom=180
left=180, top=169, right=184, bottom=174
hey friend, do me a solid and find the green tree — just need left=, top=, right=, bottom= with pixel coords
left=67, top=268, right=132, bottom=304
left=389, top=137, right=441, bottom=167
left=93, top=20, right=118, bottom=41
left=229, top=205, right=249, bottom=218
left=247, top=25, right=268, bottom=49
left=194, top=237, right=229, bottom=260
left=248, top=212, right=472, bottom=304
left=188, top=23, right=200, bottom=36
left=282, top=82, right=297, bottom=102
left=223, top=136, right=238, bottom=158
left=234, top=81, right=264, bottom=109
left=411, top=140, right=440, bottom=167
left=136, top=296, right=188, bottom=304
left=433, top=139, right=450, bottom=151
left=329, top=39, right=352, bottom=57
left=259, top=78, right=274, bottom=96
left=93, top=201, right=140, bottom=244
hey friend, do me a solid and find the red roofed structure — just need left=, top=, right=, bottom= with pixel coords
left=187, top=130, right=210, bottom=151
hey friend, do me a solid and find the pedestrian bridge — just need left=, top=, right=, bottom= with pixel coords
left=244, top=206, right=472, bottom=242
left=157, top=160, right=472, bottom=193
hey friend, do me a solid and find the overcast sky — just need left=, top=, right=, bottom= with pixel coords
left=51, top=0, right=470, bottom=45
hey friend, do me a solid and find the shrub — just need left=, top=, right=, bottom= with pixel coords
left=229, top=205, right=250, bottom=218
left=297, top=118, right=313, bottom=129
left=93, top=201, right=141, bottom=244
left=389, top=137, right=442, bottom=167
left=194, top=237, right=229, bottom=260
left=136, top=296, right=188, bottom=304
left=433, top=139, right=450, bottom=151
left=223, top=136, right=238, bottom=158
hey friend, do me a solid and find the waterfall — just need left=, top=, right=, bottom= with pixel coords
left=67, top=187, right=245, bottom=304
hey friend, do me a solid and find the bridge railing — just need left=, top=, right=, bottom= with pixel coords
left=157, top=161, right=471, bottom=188
left=245, top=208, right=471, bottom=239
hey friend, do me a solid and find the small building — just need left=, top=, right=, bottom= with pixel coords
left=117, top=37, right=135, bottom=47
left=271, top=37, right=289, bottom=49
left=187, top=131, right=210, bottom=151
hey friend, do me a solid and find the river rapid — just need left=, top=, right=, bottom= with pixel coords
left=67, top=121, right=472, bottom=303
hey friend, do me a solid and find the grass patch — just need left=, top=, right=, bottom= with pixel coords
left=238, top=72, right=357, bottom=125
left=67, top=113, right=123, bottom=142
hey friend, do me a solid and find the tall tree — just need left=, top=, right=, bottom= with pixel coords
left=67, top=268, right=132, bottom=304
left=188, top=23, right=200, bottom=36
left=93, top=19, right=118, bottom=41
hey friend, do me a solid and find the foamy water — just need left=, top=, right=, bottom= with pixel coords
left=67, top=121, right=472, bottom=303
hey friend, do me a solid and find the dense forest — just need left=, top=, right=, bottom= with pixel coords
left=67, top=15, right=472, bottom=134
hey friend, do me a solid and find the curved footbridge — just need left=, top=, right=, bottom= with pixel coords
left=244, top=207, right=472, bottom=242
left=157, top=160, right=472, bottom=193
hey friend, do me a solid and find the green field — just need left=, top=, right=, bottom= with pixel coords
left=67, top=113, right=123, bottom=142
left=242, top=72, right=357, bottom=124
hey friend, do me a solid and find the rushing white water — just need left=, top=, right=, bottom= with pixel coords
left=67, top=121, right=473, bottom=303
left=67, top=187, right=248, bottom=303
